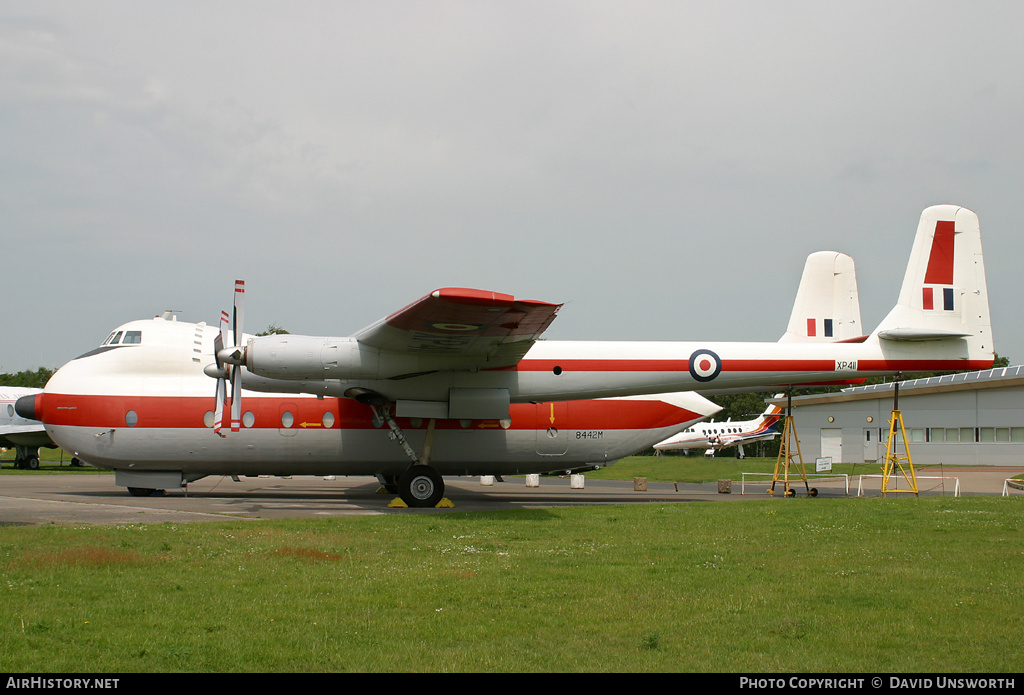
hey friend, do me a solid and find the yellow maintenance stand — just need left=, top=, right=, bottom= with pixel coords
left=769, top=392, right=818, bottom=498
left=881, top=381, right=919, bottom=495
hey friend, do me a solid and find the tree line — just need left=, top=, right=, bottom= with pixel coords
left=0, top=368, right=55, bottom=389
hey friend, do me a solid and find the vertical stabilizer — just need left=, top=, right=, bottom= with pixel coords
left=873, top=206, right=992, bottom=359
left=779, top=251, right=863, bottom=342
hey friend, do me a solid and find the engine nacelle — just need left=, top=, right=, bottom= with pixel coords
left=246, top=335, right=385, bottom=380
left=245, top=334, right=511, bottom=381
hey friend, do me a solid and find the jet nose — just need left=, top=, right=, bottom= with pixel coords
left=15, top=394, right=40, bottom=421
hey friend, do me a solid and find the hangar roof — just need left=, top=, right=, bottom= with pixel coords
left=774, top=365, right=1024, bottom=408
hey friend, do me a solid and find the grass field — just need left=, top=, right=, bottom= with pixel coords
left=2, top=493, right=1022, bottom=672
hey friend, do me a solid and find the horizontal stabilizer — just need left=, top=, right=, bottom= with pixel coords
left=876, top=328, right=972, bottom=342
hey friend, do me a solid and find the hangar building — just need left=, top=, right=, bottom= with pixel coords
left=774, top=365, right=1024, bottom=466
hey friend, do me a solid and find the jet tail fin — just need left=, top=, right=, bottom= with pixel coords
left=779, top=251, right=863, bottom=343
left=871, top=206, right=993, bottom=362
left=763, top=394, right=785, bottom=416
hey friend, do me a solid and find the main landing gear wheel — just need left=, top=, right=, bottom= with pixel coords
left=398, top=465, right=444, bottom=508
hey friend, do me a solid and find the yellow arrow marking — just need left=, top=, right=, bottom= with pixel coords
left=299, top=422, right=322, bottom=428
left=549, top=403, right=556, bottom=424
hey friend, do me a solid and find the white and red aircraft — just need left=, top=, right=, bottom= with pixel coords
left=18, top=205, right=993, bottom=506
left=1, top=387, right=56, bottom=469
left=654, top=400, right=783, bottom=458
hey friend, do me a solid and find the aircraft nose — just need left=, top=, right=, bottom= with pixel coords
left=15, top=394, right=39, bottom=421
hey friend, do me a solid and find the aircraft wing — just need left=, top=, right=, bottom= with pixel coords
left=352, top=287, right=562, bottom=370
left=0, top=423, right=52, bottom=447
left=1, top=423, right=48, bottom=437
left=2, top=388, right=52, bottom=449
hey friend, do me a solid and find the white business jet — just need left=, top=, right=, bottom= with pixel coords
left=654, top=401, right=783, bottom=458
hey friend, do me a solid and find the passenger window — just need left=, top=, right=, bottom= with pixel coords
left=122, top=331, right=142, bottom=344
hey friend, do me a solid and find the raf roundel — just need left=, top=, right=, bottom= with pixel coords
left=688, top=349, right=722, bottom=383
left=429, top=322, right=484, bottom=333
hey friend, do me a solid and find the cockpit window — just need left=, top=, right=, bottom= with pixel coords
left=100, top=329, right=142, bottom=347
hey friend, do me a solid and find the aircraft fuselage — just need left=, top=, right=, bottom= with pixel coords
left=27, top=317, right=720, bottom=480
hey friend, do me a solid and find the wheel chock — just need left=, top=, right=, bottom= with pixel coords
left=386, top=497, right=454, bottom=509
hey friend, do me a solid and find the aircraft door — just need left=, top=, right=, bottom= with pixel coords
left=820, top=428, right=842, bottom=464
left=863, top=428, right=878, bottom=463
left=536, top=401, right=569, bottom=455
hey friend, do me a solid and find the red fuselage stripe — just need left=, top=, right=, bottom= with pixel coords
left=36, top=393, right=699, bottom=432
left=513, top=359, right=991, bottom=373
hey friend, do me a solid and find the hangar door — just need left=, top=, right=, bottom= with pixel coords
left=820, top=428, right=842, bottom=463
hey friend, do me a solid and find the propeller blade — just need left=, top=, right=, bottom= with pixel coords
left=233, top=280, right=245, bottom=346
left=230, top=280, right=245, bottom=432
left=213, top=373, right=227, bottom=435
left=216, top=310, right=229, bottom=364
left=230, top=365, right=242, bottom=432
left=212, top=310, right=229, bottom=435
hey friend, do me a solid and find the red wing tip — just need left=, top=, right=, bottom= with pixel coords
left=431, top=287, right=515, bottom=303
left=430, top=287, right=558, bottom=308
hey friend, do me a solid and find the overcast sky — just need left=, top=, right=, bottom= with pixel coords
left=3, top=1, right=1022, bottom=373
